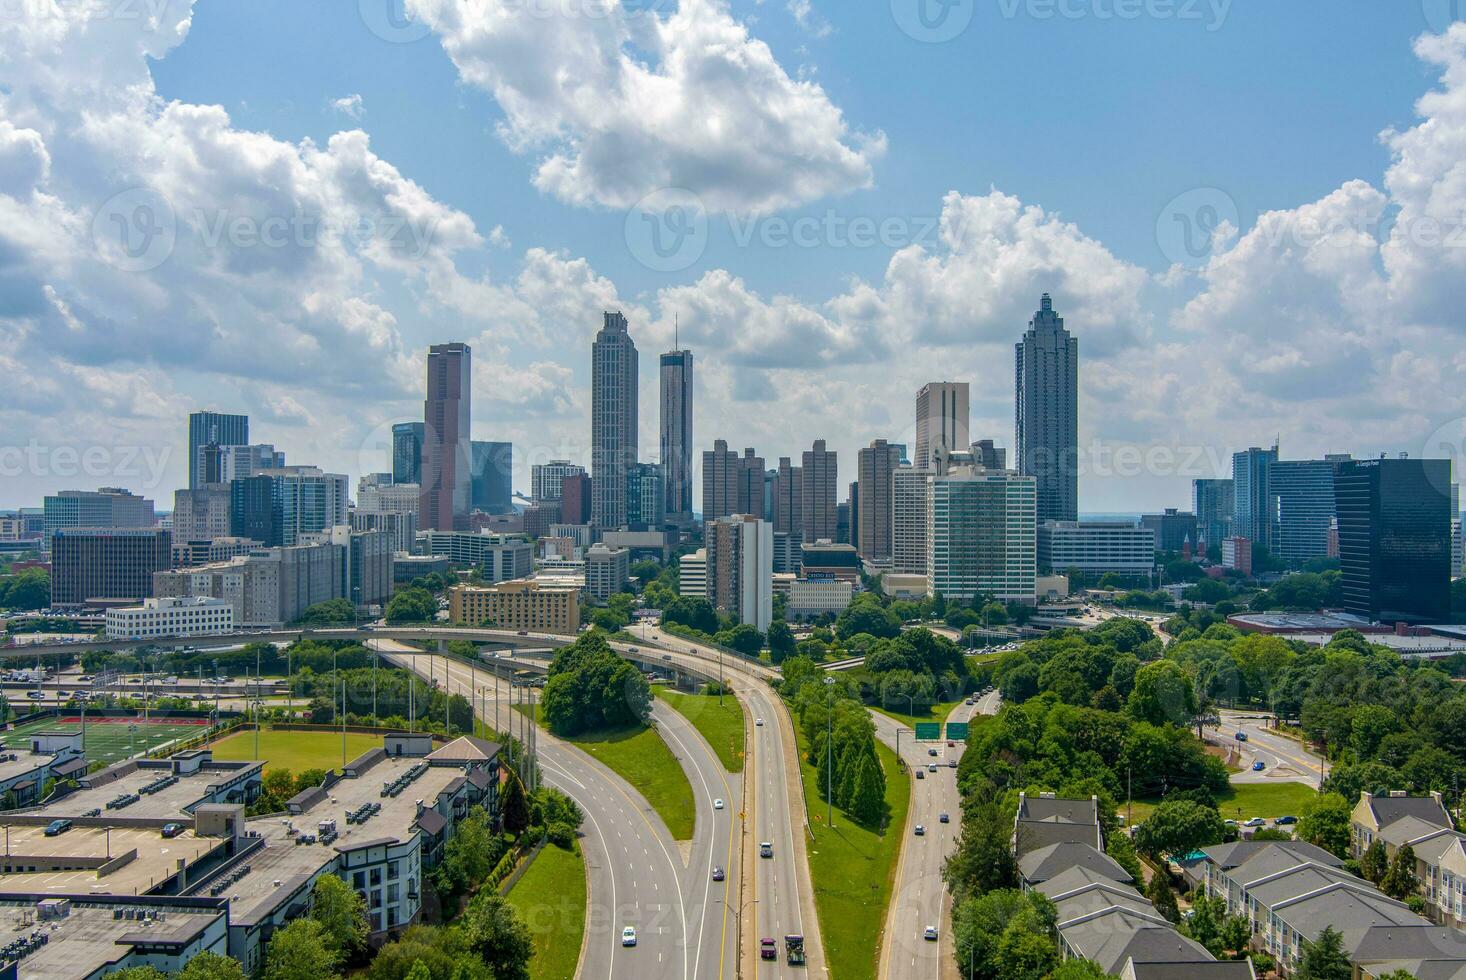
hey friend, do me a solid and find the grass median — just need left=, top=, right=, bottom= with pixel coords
left=517, top=704, right=696, bottom=841
left=506, top=843, right=587, bottom=980
left=797, top=729, right=910, bottom=980
left=871, top=699, right=965, bottom=730
left=655, top=688, right=746, bottom=772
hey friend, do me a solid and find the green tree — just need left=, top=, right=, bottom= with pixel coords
left=1297, top=793, right=1353, bottom=859
left=835, top=594, right=900, bottom=641
left=298, top=599, right=357, bottom=625
left=311, top=874, right=369, bottom=960
left=1360, top=839, right=1388, bottom=883
left=264, top=918, right=340, bottom=980
left=767, top=621, right=796, bottom=663
left=1380, top=843, right=1420, bottom=900
left=1133, top=800, right=1226, bottom=859
left=944, top=791, right=1020, bottom=900
left=107, top=970, right=169, bottom=980
left=459, top=893, right=533, bottom=980
left=1147, top=871, right=1180, bottom=923
left=501, top=772, right=531, bottom=836
left=387, top=587, right=438, bottom=625
left=405, top=963, right=433, bottom=980
left=1042, top=961, right=1108, bottom=980
left=0, top=568, right=49, bottom=610
left=178, top=952, right=250, bottom=979
left=1296, top=925, right=1352, bottom=980
left=847, top=753, right=886, bottom=827
left=1127, top=660, right=1199, bottom=727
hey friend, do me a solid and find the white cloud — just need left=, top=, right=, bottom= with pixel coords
left=330, top=94, right=365, bottom=119
left=407, top=0, right=883, bottom=213
left=787, top=0, right=832, bottom=38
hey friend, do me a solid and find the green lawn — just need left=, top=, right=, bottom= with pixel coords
left=506, top=843, right=587, bottom=980
left=1123, top=781, right=1321, bottom=825
left=516, top=705, right=696, bottom=841
left=797, top=729, right=910, bottom=980
left=871, top=699, right=964, bottom=730
left=209, top=727, right=382, bottom=773
left=655, top=688, right=746, bottom=772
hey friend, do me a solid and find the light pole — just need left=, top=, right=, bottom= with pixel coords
left=823, top=676, right=835, bottom=829
left=722, top=897, right=758, bottom=963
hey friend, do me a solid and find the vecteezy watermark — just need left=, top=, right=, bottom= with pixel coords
left=996, top=0, right=1232, bottom=30
left=624, top=188, right=710, bottom=274
left=0, top=0, right=175, bottom=22
left=0, top=441, right=172, bottom=489
left=1421, top=0, right=1465, bottom=33
left=891, top=0, right=976, bottom=42
left=1155, top=187, right=1239, bottom=270
left=91, top=187, right=177, bottom=273
left=358, top=0, right=432, bottom=43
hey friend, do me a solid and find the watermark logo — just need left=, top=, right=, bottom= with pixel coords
left=91, top=187, right=177, bottom=273
left=359, top=0, right=432, bottom=43
left=891, top=0, right=975, bottom=42
left=624, top=188, right=709, bottom=274
left=1422, top=0, right=1465, bottom=33
left=1156, top=187, right=1238, bottom=270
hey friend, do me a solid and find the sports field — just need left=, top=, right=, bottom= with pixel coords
left=0, top=715, right=212, bottom=766
left=208, top=727, right=383, bottom=773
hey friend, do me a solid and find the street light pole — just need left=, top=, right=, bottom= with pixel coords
left=823, top=676, right=835, bottom=829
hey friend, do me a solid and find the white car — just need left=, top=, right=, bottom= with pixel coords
left=621, top=926, right=637, bottom=947
left=755, top=718, right=764, bottom=727
left=924, top=926, right=938, bottom=941
left=713, top=799, right=725, bottom=810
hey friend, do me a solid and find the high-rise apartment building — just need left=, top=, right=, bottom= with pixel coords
left=1015, top=294, right=1079, bottom=523
left=187, top=411, right=248, bottom=489
left=419, top=342, right=472, bottom=532
left=1270, top=458, right=1344, bottom=566
left=800, top=440, right=838, bottom=544
left=1039, top=521, right=1155, bottom=576
left=1335, top=457, right=1451, bottom=624
left=772, top=458, right=803, bottom=539
left=928, top=469, right=1037, bottom=603
left=660, top=349, right=694, bottom=525
left=857, top=439, right=901, bottom=561
left=1232, top=446, right=1279, bottom=546
left=392, top=422, right=425, bottom=486
left=1193, top=478, right=1235, bottom=550
left=217, top=444, right=285, bottom=484
left=257, top=467, right=348, bottom=547
left=230, top=476, right=278, bottom=547
left=560, top=474, right=592, bottom=525
left=626, top=463, right=665, bottom=530
left=43, top=489, right=155, bottom=536
left=51, top=527, right=172, bottom=606
left=531, top=461, right=586, bottom=504
left=705, top=515, right=773, bottom=632
left=915, top=382, right=970, bottom=471
left=591, top=312, right=638, bottom=529
left=702, top=441, right=764, bottom=522
left=172, top=486, right=232, bottom=542
left=470, top=441, right=514, bottom=515
left=892, top=466, right=934, bottom=576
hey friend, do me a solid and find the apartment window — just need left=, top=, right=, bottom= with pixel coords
left=370, top=867, right=382, bottom=887
left=353, top=871, right=366, bottom=890
left=388, top=860, right=399, bottom=880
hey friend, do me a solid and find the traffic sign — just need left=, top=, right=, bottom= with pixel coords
left=914, top=722, right=941, bottom=741
left=946, top=722, right=969, bottom=741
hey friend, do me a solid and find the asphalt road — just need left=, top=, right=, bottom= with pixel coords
left=1210, top=708, right=1325, bottom=787
left=379, top=643, right=739, bottom=980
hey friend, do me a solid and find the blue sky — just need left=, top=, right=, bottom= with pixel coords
left=3, top=0, right=1466, bottom=512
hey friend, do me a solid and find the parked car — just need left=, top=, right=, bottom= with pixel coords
left=1276, top=815, right=1298, bottom=825
left=1244, top=817, right=1266, bottom=828
left=161, top=823, right=185, bottom=838
left=44, top=819, right=71, bottom=837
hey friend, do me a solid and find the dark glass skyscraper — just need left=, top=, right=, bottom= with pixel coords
left=471, top=440, right=514, bottom=514
left=392, top=422, right=424, bottom=485
left=188, top=411, right=248, bottom=489
left=1335, top=457, right=1451, bottom=624
left=1193, top=478, right=1234, bottom=550
left=1232, top=446, right=1278, bottom=546
left=660, top=349, right=694, bottom=525
left=591, top=312, right=638, bottom=530
left=1015, top=294, right=1078, bottom=523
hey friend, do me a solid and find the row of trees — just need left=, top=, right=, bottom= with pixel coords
left=0, top=567, right=48, bottom=611
left=780, top=657, right=889, bottom=827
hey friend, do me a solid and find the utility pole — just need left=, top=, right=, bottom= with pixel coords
left=824, top=676, right=835, bottom=829
left=341, top=676, right=347, bottom=767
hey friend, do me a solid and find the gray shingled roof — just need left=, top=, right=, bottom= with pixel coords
left=1340, top=924, right=1466, bottom=963
left=1272, top=883, right=1418, bottom=941
left=1060, top=908, right=1213, bottom=975
left=1364, top=960, right=1466, bottom=980
left=1018, top=794, right=1098, bottom=825
left=1015, top=818, right=1102, bottom=856
left=1366, top=794, right=1451, bottom=832
left=1203, top=840, right=1342, bottom=876
left=1127, top=962, right=1256, bottom=980
left=1019, top=841, right=1131, bottom=886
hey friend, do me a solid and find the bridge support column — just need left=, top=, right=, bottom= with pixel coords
left=436, top=640, right=446, bottom=655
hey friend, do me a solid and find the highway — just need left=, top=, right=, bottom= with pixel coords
left=1209, top=708, right=1325, bottom=787
left=639, top=625, right=824, bottom=979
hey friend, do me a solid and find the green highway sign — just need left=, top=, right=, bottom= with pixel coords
left=946, top=722, right=969, bottom=741
left=914, top=722, right=941, bottom=741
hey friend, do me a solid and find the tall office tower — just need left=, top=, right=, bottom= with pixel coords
left=1232, top=446, right=1279, bottom=546
left=772, top=458, right=803, bottom=538
left=561, top=473, right=592, bottom=525
left=1015, top=293, right=1079, bottom=523
left=705, top=515, right=773, bottom=632
left=1335, top=457, right=1451, bottom=623
left=915, top=382, right=970, bottom=471
left=172, top=486, right=233, bottom=542
left=392, top=422, right=425, bottom=485
left=801, top=439, right=838, bottom=543
left=470, top=441, right=514, bottom=514
left=626, top=463, right=665, bottom=529
left=928, top=469, right=1037, bottom=603
left=1269, top=458, right=1346, bottom=566
left=857, top=440, right=901, bottom=561
left=218, top=444, right=286, bottom=484
left=187, top=411, right=248, bottom=488
left=591, top=312, right=639, bottom=530
left=1193, top=478, right=1235, bottom=550
left=892, top=466, right=934, bottom=575
left=971, top=440, right=1007, bottom=470
left=702, top=441, right=765, bottom=522
left=254, top=466, right=349, bottom=546
left=50, top=527, right=172, bottom=606
left=531, top=461, right=586, bottom=503
left=230, top=476, right=279, bottom=546
left=43, top=488, right=155, bottom=536
left=1140, top=509, right=1199, bottom=553
left=419, top=343, right=473, bottom=532
left=660, top=348, right=694, bottom=525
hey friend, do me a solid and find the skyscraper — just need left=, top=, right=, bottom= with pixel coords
left=1270, top=458, right=1345, bottom=566
left=187, top=411, right=248, bottom=489
left=591, top=312, right=639, bottom=530
left=801, top=439, right=838, bottom=543
left=626, top=463, right=665, bottom=530
left=392, top=422, right=425, bottom=485
left=702, top=441, right=764, bottom=522
left=705, top=515, right=773, bottom=632
left=1232, top=446, right=1279, bottom=546
left=892, top=465, right=933, bottom=576
left=471, top=440, right=514, bottom=514
left=1335, top=457, right=1451, bottom=624
left=1015, top=294, right=1079, bottom=523
left=772, top=458, right=803, bottom=538
left=1193, top=478, right=1235, bottom=550
left=915, top=382, right=970, bottom=471
left=660, top=348, right=694, bottom=525
left=419, top=343, right=472, bottom=532
left=857, top=439, right=901, bottom=561
left=531, top=461, right=586, bottom=504
left=928, top=469, right=1037, bottom=603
